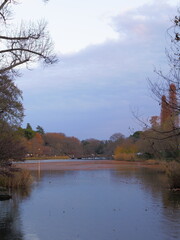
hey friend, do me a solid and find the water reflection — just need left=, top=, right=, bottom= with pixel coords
left=112, top=167, right=180, bottom=203
left=0, top=200, right=23, bottom=240
left=0, top=166, right=180, bottom=240
left=0, top=188, right=32, bottom=240
left=111, top=167, right=180, bottom=239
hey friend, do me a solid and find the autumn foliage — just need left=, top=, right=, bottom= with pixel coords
left=114, top=141, right=138, bottom=161
left=160, top=84, right=179, bottom=129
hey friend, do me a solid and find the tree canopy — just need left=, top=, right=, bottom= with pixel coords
left=0, top=74, right=24, bottom=125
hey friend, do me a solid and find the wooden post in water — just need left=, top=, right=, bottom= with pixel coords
left=38, top=160, right=41, bottom=179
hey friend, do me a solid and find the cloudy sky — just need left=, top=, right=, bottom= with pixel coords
left=15, top=0, right=178, bottom=140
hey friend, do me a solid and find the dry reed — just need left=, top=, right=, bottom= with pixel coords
left=160, top=161, right=180, bottom=190
left=0, top=168, right=32, bottom=189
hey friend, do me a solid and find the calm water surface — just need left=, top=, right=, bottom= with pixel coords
left=0, top=164, right=180, bottom=240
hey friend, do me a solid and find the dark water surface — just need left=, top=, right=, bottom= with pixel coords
left=0, top=165, right=180, bottom=240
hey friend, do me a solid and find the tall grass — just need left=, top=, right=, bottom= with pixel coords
left=0, top=168, right=32, bottom=189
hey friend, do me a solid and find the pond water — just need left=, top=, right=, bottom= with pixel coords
left=0, top=165, right=180, bottom=240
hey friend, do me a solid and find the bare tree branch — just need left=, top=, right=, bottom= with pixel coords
left=0, top=1, right=57, bottom=77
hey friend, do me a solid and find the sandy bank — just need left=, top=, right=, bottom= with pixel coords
left=14, top=160, right=160, bottom=171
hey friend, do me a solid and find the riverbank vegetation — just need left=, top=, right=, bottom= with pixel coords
left=0, top=168, right=32, bottom=189
left=161, top=161, right=180, bottom=190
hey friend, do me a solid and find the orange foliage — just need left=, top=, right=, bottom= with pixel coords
left=150, top=116, right=160, bottom=128
left=160, top=84, right=178, bottom=128
left=169, top=83, right=178, bottom=126
left=160, top=95, right=170, bottom=126
left=25, top=133, right=44, bottom=156
left=114, top=142, right=138, bottom=161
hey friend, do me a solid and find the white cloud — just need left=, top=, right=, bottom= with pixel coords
left=18, top=1, right=177, bottom=139
left=112, top=1, right=175, bottom=41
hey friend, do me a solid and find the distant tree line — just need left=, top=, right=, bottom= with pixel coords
left=11, top=125, right=128, bottom=160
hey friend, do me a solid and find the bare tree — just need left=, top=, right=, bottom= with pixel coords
left=0, top=0, right=57, bottom=77
left=149, top=13, right=180, bottom=138
left=133, top=12, right=180, bottom=160
left=109, top=132, right=125, bottom=142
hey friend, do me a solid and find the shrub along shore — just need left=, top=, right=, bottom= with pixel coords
left=0, top=168, right=32, bottom=188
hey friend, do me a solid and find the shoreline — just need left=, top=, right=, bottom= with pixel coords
left=14, top=160, right=162, bottom=171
